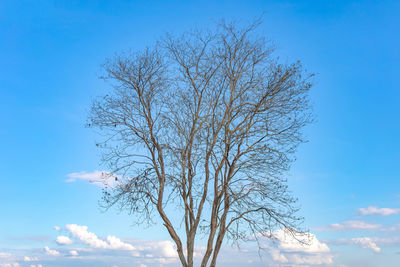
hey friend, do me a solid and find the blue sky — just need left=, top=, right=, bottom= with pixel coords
left=0, top=0, right=399, bottom=266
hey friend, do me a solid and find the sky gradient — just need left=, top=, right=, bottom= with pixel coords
left=1, top=0, right=399, bottom=266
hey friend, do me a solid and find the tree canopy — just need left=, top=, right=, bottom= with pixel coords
left=88, top=20, right=313, bottom=267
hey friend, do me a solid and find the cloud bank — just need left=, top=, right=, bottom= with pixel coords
left=44, top=246, right=60, bottom=256
left=256, top=229, right=334, bottom=265
left=322, top=220, right=381, bottom=231
left=327, top=237, right=382, bottom=253
left=359, top=206, right=400, bottom=216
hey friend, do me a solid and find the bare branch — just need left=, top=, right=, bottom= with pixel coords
left=89, top=19, right=313, bottom=267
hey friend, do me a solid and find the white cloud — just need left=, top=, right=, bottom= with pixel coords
left=273, top=229, right=330, bottom=253
left=351, top=237, right=381, bottom=253
left=65, top=224, right=136, bottom=251
left=0, top=253, right=40, bottom=267
left=53, top=226, right=61, bottom=231
left=23, top=256, right=38, bottom=262
left=359, top=206, right=400, bottom=216
left=154, top=241, right=178, bottom=258
left=269, top=248, right=288, bottom=263
left=255, top=229, right=334, bottom=265
left=0, top=252, right=20, bottom=267
left=322, top=220, right=381, bottom=231
left=69, top=250, right=79, bottom=256
left=287, top=253, right=333, bottom=265
left=56, top=235, right=73, bottom=245
left=62, top=223, right=181, bottom=265
left=106, top=236, right=136, bottom=250
left=125, top=239, right=179, bottom=259
left=327, top=237, right=383, bottom=253
left=65, top=224, right=110, bottom=249
left=44, top=246, right=60, bottom=256
left=65, top=170, right=117, bottom=187
left=0, top=253, right=12, bottom=259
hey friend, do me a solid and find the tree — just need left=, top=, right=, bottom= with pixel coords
left=88, top=20, right=313, bottom=267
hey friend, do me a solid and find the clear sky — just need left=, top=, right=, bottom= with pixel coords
left=0, top=0, right=399, bottom=266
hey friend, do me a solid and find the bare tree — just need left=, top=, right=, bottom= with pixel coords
left=88, top=19, right=313, bottom=267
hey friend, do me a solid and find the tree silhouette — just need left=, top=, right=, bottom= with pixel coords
left=88, top=19, right=313, bottom=267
